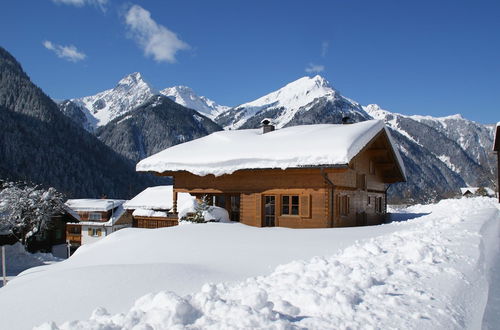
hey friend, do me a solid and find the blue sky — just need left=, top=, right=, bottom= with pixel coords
left=0, top=0, right=498, bottom=123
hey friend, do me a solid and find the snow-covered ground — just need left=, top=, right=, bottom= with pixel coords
left=0, top=243, right=61, bottom=288
left=0, top=198, right=498, bottom=329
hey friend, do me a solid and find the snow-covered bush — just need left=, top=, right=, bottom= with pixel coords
left=182, top=196, right=230, bottom=223
left=0, top=182, right=65, bottom=245
left=202, top=206, right=230, bottom=223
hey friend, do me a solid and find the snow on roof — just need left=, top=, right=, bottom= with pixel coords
left=124, top=186, right=174, bottom=210
left=65, top=199, right=126, bottom=212
left=460, top=187, right=495, bottom=196
left=137, top=120, right=406, bottom=178
left=124, top=186, right=194, bottom=213
left=78, top=205, right=127, bottom=226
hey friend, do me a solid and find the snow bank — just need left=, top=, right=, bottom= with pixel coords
left=137, top=120, right=405, bottom=178
left=3, top=242, right=60, bottom=276
left=36, top=198, right=500, bottom=329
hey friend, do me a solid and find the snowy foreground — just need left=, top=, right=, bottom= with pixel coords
left=0, top=198, right=498, bottom=329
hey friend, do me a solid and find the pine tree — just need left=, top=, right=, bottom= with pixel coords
left=189, top=195, right=210, bottom=223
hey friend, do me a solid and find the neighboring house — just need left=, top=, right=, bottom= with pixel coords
left=26, top=205, right=80, bottom=257
left=137, top=119, right=406, bottom=228
left=124, top=186, right=196, bottom=228
left=460, top=187, right=495, bottom=198
left=65, top=199, right=132, bottom=248
left=494, top=122, right=500, bottom=203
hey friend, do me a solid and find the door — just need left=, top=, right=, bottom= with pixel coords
left=263, top=195, right=276, bottom=227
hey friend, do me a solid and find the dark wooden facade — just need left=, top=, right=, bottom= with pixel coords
left=494, top=124, right=500, bottom=203
left=160, top=129, right=405, bottom=228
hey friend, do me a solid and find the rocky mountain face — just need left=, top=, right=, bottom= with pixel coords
left=0, top=47, right=159, bottom=199
left=364, top=104, right=496, bottom=203
left=214, top=75, right=370, bottom=129
left=96, top=95, right=222, bottom=163
left=161, top=85, right=229, bottom=120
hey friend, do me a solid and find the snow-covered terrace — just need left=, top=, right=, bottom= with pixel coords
left=137, top=120, right=406, bottom=179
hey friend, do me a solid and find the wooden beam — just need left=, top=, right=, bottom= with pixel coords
left=366, top=149, right=388, bottom=157
left=375, top=163, right=394, bottom=170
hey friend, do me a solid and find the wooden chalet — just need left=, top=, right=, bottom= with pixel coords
left=65, top=199, right=132, bottom=249
left=494, top=122, right=500, bottom=203
left=124, top=186, right=195, bottom=228
left=137, top=120, right=406, bottom=228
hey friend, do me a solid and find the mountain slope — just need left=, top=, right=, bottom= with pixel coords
left=0, top=47, right=158, bottom=198
left=215, top=75, right=370, bottom=129
left=70, top=72, right=157, bottom=130
left=160, top=85, right=229, bottom=119
left=364, top=104, right=495, bottom=202
left=96, top=95, right=222, bottom=163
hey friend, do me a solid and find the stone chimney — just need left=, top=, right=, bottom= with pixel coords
left=261, top=118, right=275, bottom=134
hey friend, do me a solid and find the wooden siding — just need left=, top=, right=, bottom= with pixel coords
left=134, top=217, right=178, bottom=229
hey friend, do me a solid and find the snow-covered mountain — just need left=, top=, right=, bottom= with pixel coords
left=72, top=72, right=157, bottom=128
left=160, top=86, right=229, bottom=120
left=363, top=104, right=496, bottom=202
left=61, top=73, right=229, bottom=131
left=215, top=75, right=370, bottom=129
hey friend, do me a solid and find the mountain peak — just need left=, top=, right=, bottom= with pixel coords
left=117, top=72, right=148, bottom=87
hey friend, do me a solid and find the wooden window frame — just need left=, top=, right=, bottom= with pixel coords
left=375, top=197, right=384, bottom=213
left=339, top=195, right=350, bottom=216
left=281, top=195, right=300, bottom=216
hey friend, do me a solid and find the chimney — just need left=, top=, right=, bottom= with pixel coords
left=261, top=118, right=275, bottom=134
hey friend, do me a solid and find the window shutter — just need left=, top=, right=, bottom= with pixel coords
left=300, top=194, right=310, bottom=218
left=87, top=228, right=92, bottom=236
left=255, top=194, right=262, bottom=223
left=97, top=229, right=102, bottom=237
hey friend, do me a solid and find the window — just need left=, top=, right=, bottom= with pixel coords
left=375, top=197, right=384, bottom=213
left=89, top=212, right=102, bottom=221
left=369, top=160, right=375, bottom=175
left=356, top=174, right=367, bottom=190
left=88, top=228, right=102, bottom=237
left=339, top=195, right=350, bottom=216
left=282, top=195, right=299, bottom=216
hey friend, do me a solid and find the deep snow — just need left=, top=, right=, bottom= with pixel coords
left=0, top=198, right=498, bottom=329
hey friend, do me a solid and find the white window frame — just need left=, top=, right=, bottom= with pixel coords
left=89, top=212, right=102, bottom=221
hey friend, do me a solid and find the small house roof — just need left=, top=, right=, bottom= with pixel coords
left=124, top=186, right=195, bottom=218
left=78, top=205, right=127, bottom=226
left=124, top=186, right=174, bottom=211
left=460, top=187, right=495, bottom=196
left=137, top=120, right=406, bottom=179
left=65, top=199, right=125, bottom=212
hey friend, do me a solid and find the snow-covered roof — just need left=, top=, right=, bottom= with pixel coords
left=460, top=187, right=495, bottom=196
left=124, top=186, right=194, bottom=212
left=78, top=205, right=127, bottom=226
left=137, top=120, right=406, bottom=179
left=124, top=186, right=174, bottom=211
left=65, top=199, right=126, bottom=212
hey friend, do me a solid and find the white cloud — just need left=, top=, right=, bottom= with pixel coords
left=321, top=41, right=329, bottom=57
left=305, top=63, right=325, bottom=74
left=43, top=40, right=87, bottom=62
left=51, top=0, right=108, bottom=10
left=124, top=4, right=189, bottom=63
